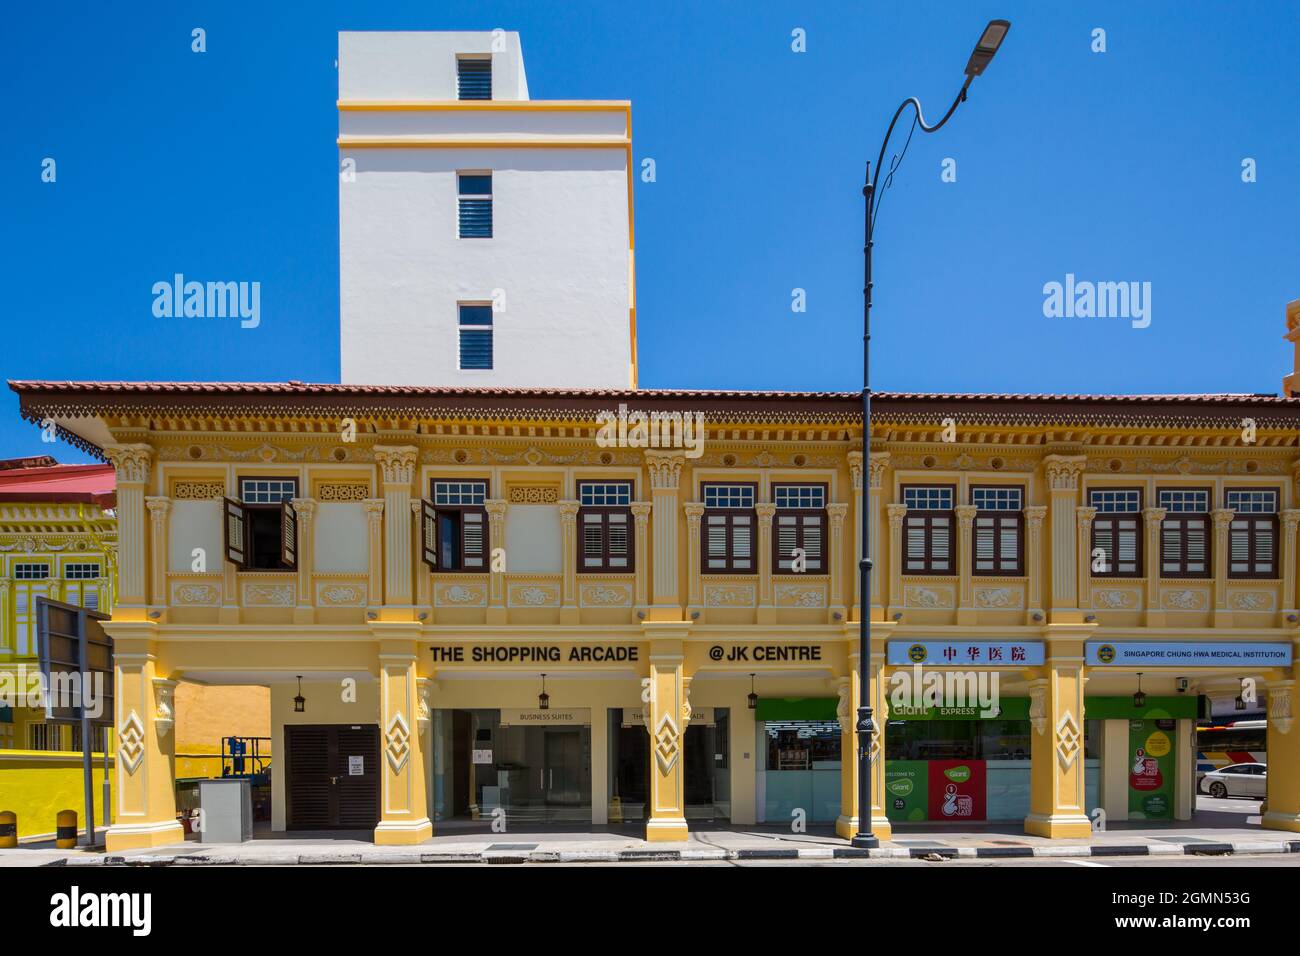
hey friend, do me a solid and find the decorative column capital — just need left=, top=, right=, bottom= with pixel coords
left=645, top=451, right=685, bottom=490
left=144, top=496, right=171, bottom=522
left=868, top=453, right=891, bottom=490
left=104, top=443, right=153, bottom=484
left=847, top=451, right=863, bottom=491
left=1267, top=680, right=1294, bottom=735
left=558, top=500, right=580, bottom=523
left=1075, top=505, right=1097, bottom=531
left=1143, top=506, right=1168, bottom=528
left=1213, top=507, right=1236, bottom=530
left=886, top=503, right=908, bottom=530
left=631, top=501, right=653, bottom=523
left=416, top=678, right=432, bottom=737
left=373, top=445, right=419, bottom=485
left=827, top=502, right=848, bottom=528
left=1281, top=509, right=1300, bottom=532
left=1042, top=455, right=1087, bottom=491
left=364, top=498, right=385, bottom=523
left=485, top=499, right=508, bottom=521
left=755, top=502, right=776, bottom=523
left=955, top=504, right=979, bottom=527
left=1025, top=505, right=1047, bottom=527
left=290, top=497, right=317, bottom=522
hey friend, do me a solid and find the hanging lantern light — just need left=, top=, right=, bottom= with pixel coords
left=538, top=673, right=550, bottom=710
left=293, top=675, right=306, bottom=714
left=747, top=673, right=758, bottom=711
left=1132, top=672, right=1146, bottom=709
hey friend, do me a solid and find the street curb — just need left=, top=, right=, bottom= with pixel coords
left=55, top=837, right=1300, bottom=866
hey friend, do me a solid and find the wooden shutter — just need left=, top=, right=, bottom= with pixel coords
left=224, top=497, right=247, bottom=568
left=421, top=499, right=438, bottom=570
left=775, top=514, right=799, bottom=571
left=975, top=514, right=1021, bottom=574
left=706, top=514, right=729, bottom=570
left=1094, top=515, right=1139, bottom=575
left=285, top=725, right=332, bottom=829
left=582, top=512, right=606, bottom=569
left=461, top=509, right=487, bottom=569
left=606, top=512, right=630, bottom=569
left=775, top=512, right=826, bottom=571
left=280, top=500, right=298, bottom=569
left=1231, top=516, right=1277, bottom=577
left=930, top=513, right=952, bottom=572
left=730, top=513, right=753, bottom=571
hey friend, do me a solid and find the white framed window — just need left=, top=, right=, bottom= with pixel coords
left=703, top=484, right=755, bottom=509
left=64, top=563, right=101, bottom=580
left=13, top=563, right=50, bottom=580
left=458, top=303, right=493, bottom=370
left=240, top=479, right=297, bottom=504
left=579, top=482, right=632, bottom=507
left=457, top=173, right=493, bottom=239
left=433, top=480, right=487, bottom=506
left=903, top=486, right=954, bottom=511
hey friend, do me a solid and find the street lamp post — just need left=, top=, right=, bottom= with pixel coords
left=852, top=19, right=1010, bottom=850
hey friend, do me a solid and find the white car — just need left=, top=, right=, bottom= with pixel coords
left=1199, top=763, right=1266, bottom=799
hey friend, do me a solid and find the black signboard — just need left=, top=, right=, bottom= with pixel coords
left=35, top=597, right=113, bottom=727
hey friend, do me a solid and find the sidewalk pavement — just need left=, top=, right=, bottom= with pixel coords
left=4, top=823, right=1299, bottom=866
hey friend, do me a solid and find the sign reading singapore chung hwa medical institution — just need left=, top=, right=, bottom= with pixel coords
left=1086, top=642, right=1293, bottom=667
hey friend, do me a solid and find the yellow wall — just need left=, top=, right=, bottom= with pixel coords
left=0, top=751, right=114, bottom=841
left=174, top=683, right=271, bottom=779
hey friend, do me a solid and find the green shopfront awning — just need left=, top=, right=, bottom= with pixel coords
left=755, top=698, right=839, bottom=721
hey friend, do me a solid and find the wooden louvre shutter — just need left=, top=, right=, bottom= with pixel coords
left=280, top=501, right=298, bottom=569
left=582, top=512, right=606, bottom=569
left=606, top=512, right=630, bottom=569
left=285, top=725, right=331, bottom=829
left=706, top=514, right=729, bottom=570
left=975, top=514, right=1021, bottom=574
left=929, top=513, right=951, bottom=572
left=1231, top=516, right=1277, bottom=577
left=1094, top=515, right=1140, bottom=575
left=905, top=516, right=928, bottom=572
left=1252, top=517, right=1276, bottom=575
left=224, top=498, right=247, bottom=568
left=1184, top=516, right=1208, bottom=575
left=730, top=513, right=753, bottom=571
left=461, top=510, right=487, bottom=569
left=775, top=514, right=799, bottom=571
left=421, top=499, right=438, bottom=570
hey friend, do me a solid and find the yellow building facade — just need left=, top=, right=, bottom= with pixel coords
left=10, top=376, right=1300, bottom=851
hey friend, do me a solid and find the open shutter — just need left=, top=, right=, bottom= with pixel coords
left=280, top=500, right=298, bottom=569
left=421, top=499, right=438, bottom=570
left=224, top=497, right=247, bottom=568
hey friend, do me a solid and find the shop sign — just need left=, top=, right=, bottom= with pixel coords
left=927, top=760, right=986, bottom=821
left=429, top=645, right=640, bottom=664
left=622, top=707, right=713, bottom=727
left=1087, top=642, right=1292, bottom=667
left=885, top=761, right=929, bottom=822
left=887, top=641, right=1044, bottom=667
left=1128, top=719, right=1176, bottom=820
left=498, top=708, right=591, bottom=726
left=888, top=697, right=1032, bottom=721
left=706, top=644, right=824, bottom=663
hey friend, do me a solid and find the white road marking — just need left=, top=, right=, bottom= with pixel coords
left=1062, top=858, right=1109, bottom=867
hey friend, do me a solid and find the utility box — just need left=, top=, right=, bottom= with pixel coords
left=199, top=778, right=253, bottom=844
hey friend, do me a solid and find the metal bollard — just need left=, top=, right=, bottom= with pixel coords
left=55, top=809, right=77, bottom=849
left=0, top=811, right=16, bottom=848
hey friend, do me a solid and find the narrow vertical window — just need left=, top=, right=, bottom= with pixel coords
left=578, top=481, right=634, bottom=572
left=1157, top=488, right=1210, bottom=577
left=458, top=172, right=493, bottom=238
left=421, top=480, right=489, bottom=572
left=971, top=486, right=1024, bottom=575
left=901, top=485, right=955, bottom=574
left=773, top=484, right=827, bottom=572
left=702, top=483, right=757, bottom=573
left=1225, top=489, right=1279, bottom=578
left=458, top=304, right=494, bottom=370
left=1089, top=488, right=1142, bottom=577
left=457, top=57, right=492, bottom=100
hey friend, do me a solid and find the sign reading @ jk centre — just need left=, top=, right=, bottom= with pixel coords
left=1086, top=642, right=1293, bottom=667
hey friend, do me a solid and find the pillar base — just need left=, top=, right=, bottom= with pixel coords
left=835, top=813, right=892, bottom=841
left=1261, top=810, right=1300, bottom=833
left=374, top=818, right=433, bottom=845
left=1024, top=811, right=1092, bottom=839
left=644, top=816, right=689, bottom=842
left=105, top=819, right=186, bottom=852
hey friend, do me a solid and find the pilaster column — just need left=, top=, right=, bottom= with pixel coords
left=848, top=452, right=864, bottom=618
left=1024, top=640, right=1091, bottom=838
left=1263, top=674, right=1300, bottom=833
left=1281, top=510, right=1300, bottom=619
left=645, top=452, right=685, bottom=620
left=868, top=454, right=890, bottom=622
left=364, top=499, right=384, bottom=615
left=144, top=496, right=170, bottom=611
left=632, top=502, right=652, bottom=613
left=375, top=639, right=433, bottom=844
left=373, top=446, right=418, bottom=613
left=0, top=580, right=11, bottom=652
left=1025, top=506, right=1047, bottom=624
left=1143, top=506, right=1167, bottom=627
left=558, top=500, right=580, bottom=625
left=645, top=636, right=689, bottom=841
left=756, top=502, right=776, bottom=624
left=291, top=498, right=316, bottom=624
left=955, top=503, right=979, bottom=624
left=104, top=443, right=153, bottom=616
left=1076, top=507, right=1096, bottom=610
left=105, top=640, right=184, bottom=851
left=1043, top=455, right=1086, bottom=623
left=827, top=503, right=848, bottom=622
left=1212, top=508, right=1234, bottom=628
left=485, top=499, right=508, bottom=625
left=683, top=503, right=703, bottom=617
left=885, top=503, right=907, bottom=618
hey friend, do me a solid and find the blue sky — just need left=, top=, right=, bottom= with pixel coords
left=3, top=1, right=1299, bottom=463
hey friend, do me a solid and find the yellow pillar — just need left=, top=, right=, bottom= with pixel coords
left=632, top=502, right=653, bottom=614
left=644, top=635, right=689, bottom=841
left=374, top=638, right=433, bottom=844
left=374, top=445, right=417, bottom=616
left=485, top=499, right=508, bottom=625
left=104, top=443, right=152, bottom=619
left=1024, top=639, right=1091, bottom=838
left=104, top=636, right=184, bottom=851
left=885, top=503, right=907, bottom=618
left=1262, top=673, right=1299, bottom=832
left=835, top=643, right=891, bottom=840
left=291, top=497, right=316, bottom=624
left=558, top=500, right=580, bottom=624
left=1143, top=506, right=1167, bottom=627
left=144, top=495, right=170, bottom=612
left=756, top=503, right=776, bottom=624
left=1044, top=455, right=1086, bottom=624
left=645, top=452, right=685, bottom=621
left=955, top=504, right=978, bottom=624
left=1025, top=505, right=1047, bottom=624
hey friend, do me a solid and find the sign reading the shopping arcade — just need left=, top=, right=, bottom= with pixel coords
left=886, top=641, right=1045, bottom=667
left=1086, top=642, right=1293, bottom=667
left=428, top=644, right=640, bottom=664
